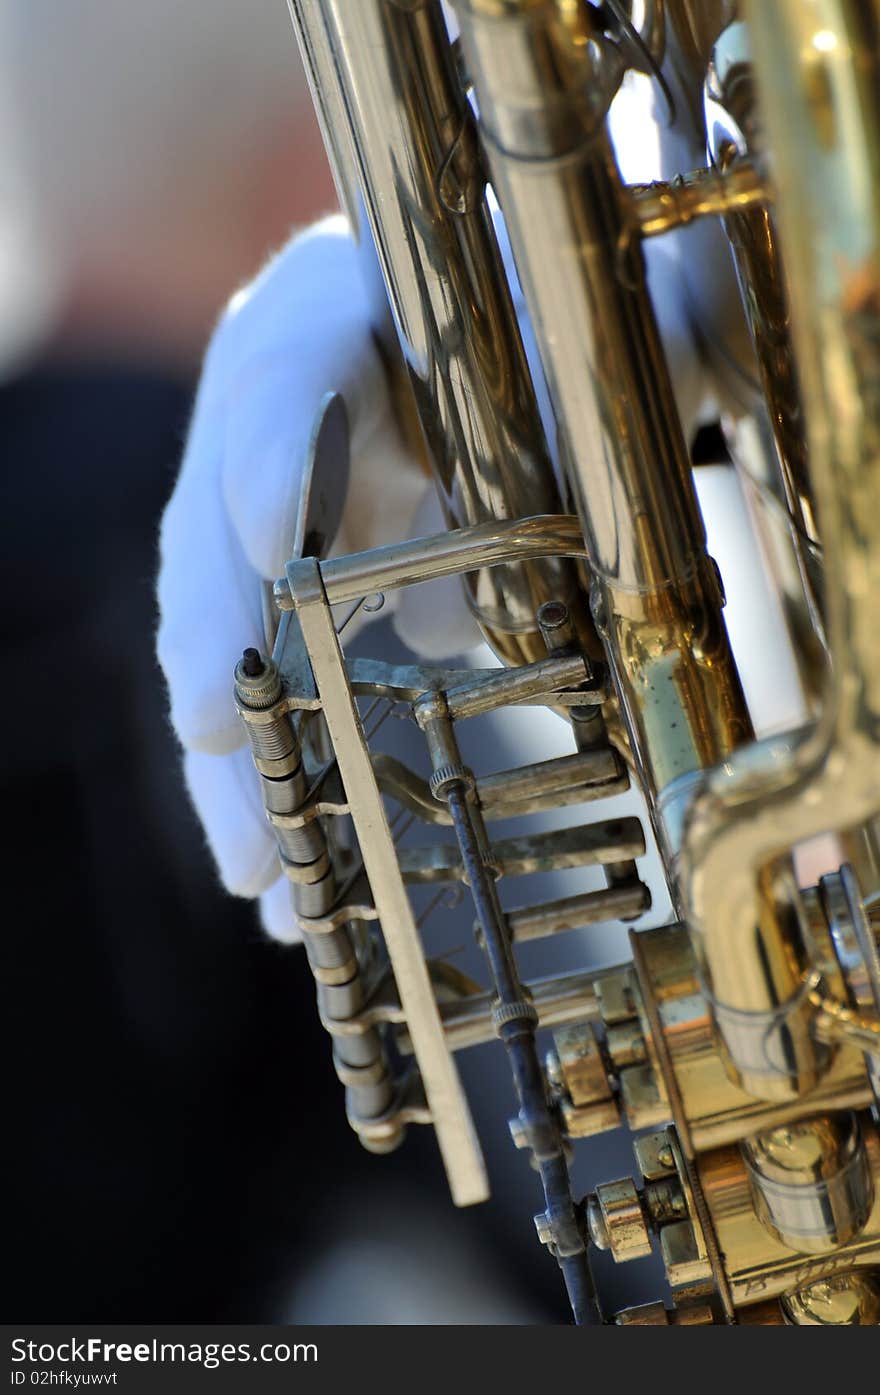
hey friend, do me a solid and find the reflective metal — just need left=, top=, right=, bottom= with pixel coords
left=288, top=0, right=592, bottom=664
left=372, top=747, right=630, bottom=824
left=397, top=818, right=646, bottom=883
left=743, top=1113, right=874, bottom=1255
left=416, top=967, right=606, bottom=1053
left=698, top=1117, right=880, bottom=1309
left=630, top=923, right=874, bottom=1154
left=704, top=22, right=828, bottom=708
left=631, top=159, right=766, bottom=236
left=287, top=556, right=489, bottom=1205
left=272, top=0, right=880, bottom=1325
left=275, top=514, right=587, bottom=611
left=781, top=1271, right=880, bottom=1326
left=458, top=0, right=751, bottom=791
left=506, top=885, right=649, bottom=942
left=681, top=0, right=880, bottom=1095
left=704, top=24, right=820, bottom=574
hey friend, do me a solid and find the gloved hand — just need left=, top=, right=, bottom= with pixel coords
left=156, top=215, right=463, bottom=940
left=157, top=175, right=707, bottom=944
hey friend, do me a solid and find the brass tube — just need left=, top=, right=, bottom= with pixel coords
left=452, top=0, right=774, bottom=1034
left=288, top=0, right=593, bottom=664
left=275, top=514, right=586, bottom=609
left=705, top=22, right=828, bottom=710
left=455, top=0, right=752, bottom=817
left=631, top=161, right=767, bottom=238
left=742, top=1112, right=874, bottom=1255
left=682, top=1, right=880, bottom=1089
left=698, top=1117, right=880, bottom=1308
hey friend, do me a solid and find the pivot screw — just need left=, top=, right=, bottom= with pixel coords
left=242, top=647, right=265, bottom=677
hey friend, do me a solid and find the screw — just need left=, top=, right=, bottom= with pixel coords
left=508, top=1116, right=528, bottom=1149
left=585, top=1194, right=610, bottom=1250
left=242, top=647, right=264, bottom=677
left=589, top=583, right=608, bottom=632
left=537, top=599, right=577, bottom=654
left=534, top=1211, right=552, bottom=1246
left=544, top=1049, right=563, bottom=1089
left=658, top=1144, right=675, bottom=1171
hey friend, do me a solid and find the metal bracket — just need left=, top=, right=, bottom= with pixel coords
left=286, top=554, right=489, bottom=1207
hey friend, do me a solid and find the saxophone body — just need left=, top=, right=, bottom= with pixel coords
left=237, top=0, right=880, bottom=1324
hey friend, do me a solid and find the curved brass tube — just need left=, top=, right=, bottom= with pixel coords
left=681, top=0, right=880, bottom=1095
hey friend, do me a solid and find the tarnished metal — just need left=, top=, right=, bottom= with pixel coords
left=397, top=820, right=645, bottom=883
left=287, top=556, right=488, bottom=1206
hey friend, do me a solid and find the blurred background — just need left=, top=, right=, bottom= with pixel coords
left=0, top=0, right=717, bottom=1325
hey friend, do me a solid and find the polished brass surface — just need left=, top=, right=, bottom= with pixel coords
left=274, top=514, right=587, bottom=612
left=278, top=0, right=880, bottom=1325
left=681, top=0, right=880, bottom=1094
left=631, top=923, right=873, bottom=1153
left=820, top=865, right=880, bottom=1085
left=705, top=23, right=821, bottom=569
left=742, top=1113, right=874, bottom=1254
left=457, top=0, right=753, bottom=829
left=587, top=1179, right=653, bottom=1264
left=705, top=21, right=827, bottom=709
left=631, top=160, right=767, bottom=238
left=289, top=0, right=592, bottom=664
left=811, top=994, right=880, bottom=1056
left=781, top=1271, right=880, bottom=1326
left=698, top=1117, right=880, bottom=1308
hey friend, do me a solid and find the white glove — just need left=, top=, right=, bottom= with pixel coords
left=157, top=215, right=454, bottom=939
left=158, top=193, right=707, bottom=942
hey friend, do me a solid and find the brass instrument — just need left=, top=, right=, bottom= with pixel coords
left=235, top=0, right=880, bottom=1323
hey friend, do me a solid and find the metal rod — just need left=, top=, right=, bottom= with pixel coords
left=398, top=818, right=645, bottom=883
left=630, top=161, right=767, bottom=238
left=508, top=885, right=650, bottom=943
left=417, top=686, right=598, bottom=1321
left=276, top=514, right=587, bottom=611
left=373, top=746, right=626, bottom=825
left=289, top=557, right=489, bottom=1206
left=443, top=653, right=587, bottom=720
left=445, top=783, right=597, bottom=1324
left=432, top=968, right=607, bottom=1053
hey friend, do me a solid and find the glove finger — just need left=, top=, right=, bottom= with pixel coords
left=259, top=876, right=303, bottom=945
left=183, top=746, right=279, bottom=898
left=157, top=327, right=264, bottom=755
left=221, top=218, right=398, bottom=583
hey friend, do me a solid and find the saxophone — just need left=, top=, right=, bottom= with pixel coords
left=234, top=0, right=880, bottom=1324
